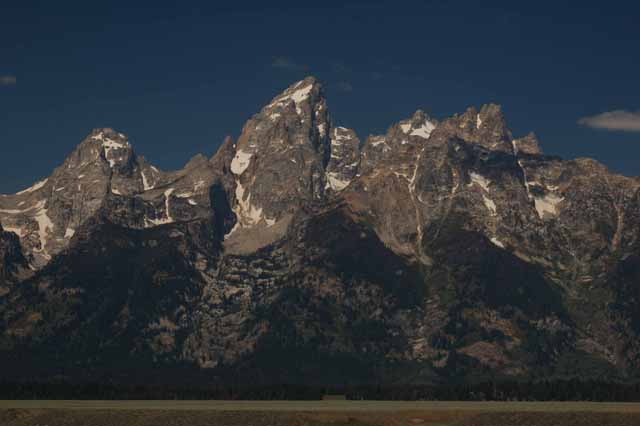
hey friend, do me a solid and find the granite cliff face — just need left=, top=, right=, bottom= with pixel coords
left=1, top=77, right=639, bottom=384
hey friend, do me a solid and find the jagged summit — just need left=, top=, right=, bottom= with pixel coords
left=425, top=103, right=513, bottom=154
left=478, top=103, right=505, bottom=119
left=84, top=127, right=131, bottom=149
left=0, top=79, right=618, bottom=268
left=513, top=132, right=543, bottom=155
left=88, top=127, right=127, bottom=138
left=0, top=126, right=214, bottom=265
left=258, top=76, right=325, bottom=123
left=409, top=109, right=435, bottom=125
left=267, top=76, right=321, bottom=101
left=224, top=76, right=332, bottom=248
left=2, top=77, right=640, bottom=385
left=326, top=126, right=360, bottom=192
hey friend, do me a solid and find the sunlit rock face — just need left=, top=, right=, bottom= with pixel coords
left=224, top=77, right=331, bottom=246
left=1, top=77, right=639, bottom=385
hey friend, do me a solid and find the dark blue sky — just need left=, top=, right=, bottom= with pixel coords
left=1, top=1, right=639, bottom=193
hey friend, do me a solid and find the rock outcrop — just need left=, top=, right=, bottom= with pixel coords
left=0, top=77, right=639, bottom=385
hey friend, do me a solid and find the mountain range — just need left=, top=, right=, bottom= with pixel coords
left=1, top=77, right=639, bottom=385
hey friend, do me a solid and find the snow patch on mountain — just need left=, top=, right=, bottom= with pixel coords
left=410, top=121, right=436, bottom=139
left=164, top=189, right=174, bottom=221
left=234, top=182, right=264, bottom=226
left=144, top=188, right=175, bottom=227
left=490, top=237, right=505, bottom=248
left=326, top=172, right=351, bottom=191
left=141, top=171, right=154, bottom=191
left=468, top=172, right=491, bottom=192
left=268, top=81, right=314, bottom=116
left=535, top=194, right=564, bottom=219
left=483, top=194, right=497, bottom=215
left=370, top=136, right=388, bottom=148
left=269, top=112, right=281, bottom=121
left=102, top=139, right=127, bottom=150
left=15, top=179, right=48, bottom=195
left=231, top=150, right=253, bottom=175
left=332, top=129, right=350, bottom=144
left=97, top=134, right=130, bottom=168
left=317, top=123, right=326, bottom=137
left=511, top=139, right=519, bottom=155
left=289, top=84, right=313, bottom=115
left=34, top=206, right=54, bottom=257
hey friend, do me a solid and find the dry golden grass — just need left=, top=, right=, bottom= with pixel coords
left=1, top=401, right=639, bottom=426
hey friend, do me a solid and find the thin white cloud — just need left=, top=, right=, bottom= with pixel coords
left=578, top=110, right=640, bottom=132
left=271, top=56, right=308, bottom=71
left=0, top=75, right=16, bottom=86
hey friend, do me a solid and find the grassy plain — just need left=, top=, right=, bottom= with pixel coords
left=0, top=401, right=639, bottom=425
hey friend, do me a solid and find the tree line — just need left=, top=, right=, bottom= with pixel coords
left=1, top=379, right=640, bottom=401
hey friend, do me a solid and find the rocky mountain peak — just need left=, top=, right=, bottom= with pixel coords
left=224, top=77, right=332, bottom=248
left=478, top=103, right=505, bottom=121
left=409, top=109, right=433, bottom=127
left=2, top=76, right=640, bottom=385
left=61, top=128, right=127, bottom=164
left=393, top=110, right=437, bottom=138
left=210, top=136, right=236, bottom=171
left=326, top=126, right=360, bottom=192
left=84, top=128, right=134, bottom=169
left=58, top=127, right=139, bottom=190
left=184, top=153, right=209, bottom=170
left=513, top=132, right=543, bottom=155
left=428, top=104, right=513, bottom=154
left=359, top=110, right=437, bottom=177
left=474, top=104, right=512, bottom=151
left=267, top=76, right=322, bottom=105
left=257, top=77, right=327, bottom=129
left=0, top=127, right=158, bottom=267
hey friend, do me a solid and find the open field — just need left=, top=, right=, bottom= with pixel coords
left=1, top=401, right=640, bottom=425
left=3, top=400, right=640, bottom=412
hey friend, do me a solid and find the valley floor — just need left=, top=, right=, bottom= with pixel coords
left=1, top=401, right=640, bottom=426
